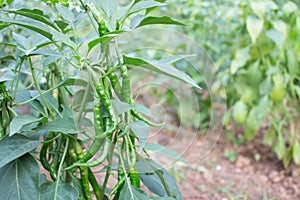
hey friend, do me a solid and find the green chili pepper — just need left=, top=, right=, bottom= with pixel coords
left=80, top=167, right=92, bottom=200
left=107, top=71, right=122, bottom=99
left=129, top=168, right=140, bottom=188
left=120, top=65, right=131, bottom=103
left=131, top=109, right=164, bottom=127
left=88, top=168, right=102, bottom=200
left=103, top=75, right=112, bottom=99
left=40, top=141, right=52, bottom=171
left=1, top=103, right=9, bottom=133
left=0, top=123, right=4, bottom=139
left=65, top=138, right=110, bottom=169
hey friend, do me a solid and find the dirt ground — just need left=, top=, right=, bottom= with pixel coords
left=163, top=130, right=300, bottom=200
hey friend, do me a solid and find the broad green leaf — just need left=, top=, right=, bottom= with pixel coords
left=266, top=29, right=285, bottom=49
left=129, top=1, right=166, bottom=15
left=0, top=18, right=52, bottom=40
left=0, top=68, right=15, bottom=82
left=274, top=133, right=286, bottom=159
left=40, top=181, right=79, bottom=200
left=0, top=135, right=40, bottom=168
left=230, top=47, right=250, bottom=74
left=119, top=182, right=150, bottom=200
left=246, top=16, right=263, bottom=44
left=0, top=154, right=41, bottom=200
left=5, top=8, right=58, bottom=30
left=272, top=20, right=287, bottom=38
left=135, top=16, right=185, bottom=28
left=245, top=96, right=271, bottom=140
left=159, top=54, right=196, bottom=65
left=138, top=159, right=183, bottom=199
left=263, top=127, right=276, bottom=146
left=9, top=114, right=46, bottom=136
left=259, top=76, right=273, bottom=95
left=37, top=117, right=78, bottom=134
left=111, top=99, right=133, bottom=115
left=232, top=100, right=248, bottom=125
left=130, top=120, right=149, bottom=150
left=123, top=55, right=200, bottom=89
left=50, top=30, right=76, bottom=50
left=56, top=4, right=74, bottom=26
left=293, top=140, right=300, bottom=164
left=287, top=50, right=297, bottom=76
left=250, top=1, right=265, bottom=19
left=144, top=143, right=191, bottom=167
left=92, top=0, right=117, bottom=19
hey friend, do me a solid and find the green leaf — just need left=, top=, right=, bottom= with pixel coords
left=250, top=1, right=265, bottom=19
left=37, top=117, right=78, bottom=134
left=0, top=22, right=11, bottom=31
left=134, top=16, right=185, bottom=28
left=274, top=133, right=286, bottom=159
left=40, top=181, right=79, bottom=200
left=87, top=31, right=125, bottom=53
left=282, top=1, right=297, bottom=16
left=119, top=182, right=150, bottom=200
left=111, top=99, right=133, bottom=115
left=230, top=47, right=250, bottom=74
left=272, top=20, right=287, bottom=38
left=246, top=16, right=263, bottom=44
left=144, top=143, right=191, bottom=167
left=50, top=30, right=76, bottom=50
left=293, top=140, right=300, bottom=165
left=283, top=147, right=293, bottom=168
left=0, top=18, right=52, bottom=40
left=129, top=1, right=166, bottom=15
left=0, top=68, right=15, bottom=82
left=56, top=4, right=74, bottom=26
left=286, top=49, right=297, bottom=75
left=0, top=154, right=41, bottom=200
left=0, top=135, right=40, bottom=168
left=130, top=120, right=149, bottom=150
left=5, top=8, right=58, bottom=30
left=245, top=96, right=271, bottom=140
left=123, top=55, right=200, bottom=88
left=95, top=0, right=117, bottom=19
left=137, top=159, right=183, bottom=199
left=159, top=54, right=196, bottom=65
left=263, top=127, right=276, bottom=146
left=266, top=29, right=285, bottom=49
left=9, top=114, right=45, bottom=136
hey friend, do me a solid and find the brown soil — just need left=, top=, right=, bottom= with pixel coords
left=168, top=131, right=300, bottom=200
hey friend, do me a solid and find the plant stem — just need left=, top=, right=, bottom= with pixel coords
left=28, top=57, right=55, bottom=118
left=54, top=137, right=69, bottom=200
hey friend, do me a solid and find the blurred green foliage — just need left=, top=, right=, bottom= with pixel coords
left=167, top=0, right=300, bottom=167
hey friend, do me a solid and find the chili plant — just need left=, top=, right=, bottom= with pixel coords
left=0, top=0, right=199, bottom=199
